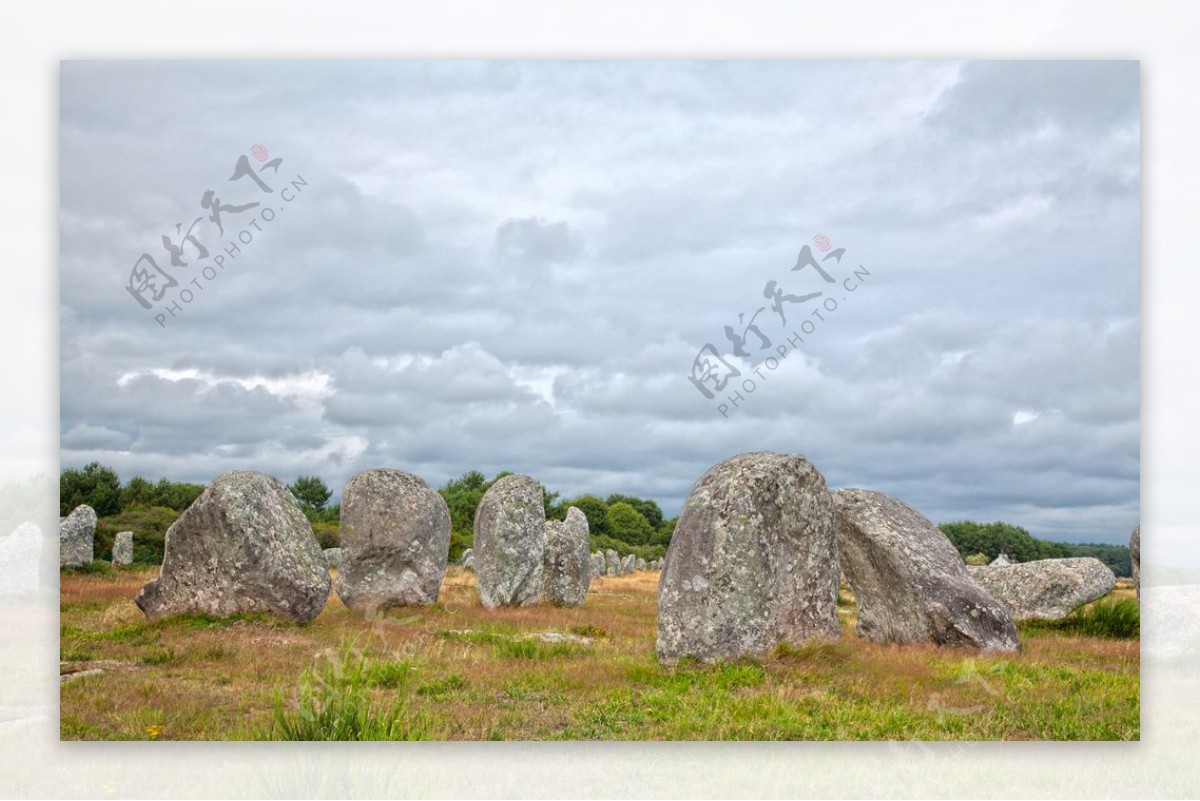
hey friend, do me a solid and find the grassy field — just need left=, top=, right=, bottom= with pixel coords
left=59, top=567, right=1139, bottom=741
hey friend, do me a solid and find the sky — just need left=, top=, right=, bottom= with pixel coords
left=59, top=60, right=1140, bottom=545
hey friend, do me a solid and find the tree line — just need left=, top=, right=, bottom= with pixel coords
left=60, top=463, right=1131, bottom=575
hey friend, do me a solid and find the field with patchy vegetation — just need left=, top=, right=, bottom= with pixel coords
left=60, top=567, right=1139, bottom=741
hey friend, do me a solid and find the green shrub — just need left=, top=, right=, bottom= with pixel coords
left=95, top=506, right=180, bottom=564
left=310, top=521, right=340, bottom=550
left=261, top=640, right=430, bottom=741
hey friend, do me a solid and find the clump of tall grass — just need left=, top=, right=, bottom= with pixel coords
left=260, top=639, right=431, bottom=740
left=1021, top=598, right=1140, bottom=640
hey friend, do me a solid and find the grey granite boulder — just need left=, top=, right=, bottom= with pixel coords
left=542, top=507, right=591, bottom=606
left=112, top=531, right=134, bottom=567
left=0, top=522, right=42, bottom=594
left=1130, top=525, right=1140, bottom=598
left=323, top=547, right=342, bottom=569
left=968, top=557, right=1116, bottom=621
left=621, top=554, right=635, bottom=575
left=335, top=468, right=451, bottom=611
left=60, top=505, right=96, bottom=567
left=834, top=489, right=1019, bottom=651
left=636, top=557, right=647, bottom=571
left=474, top=474, right=546, bottom=607
left=460, top=548, right=474, bottom=570
left=134, top=471, right=330, bottom=622
left=657, top=451, right=840, bottom=664
left=592, top=552, right=607, bottom=577
left=990, top=552, right=1012, bottom=567
left=605, top=549, right=620, bottom=577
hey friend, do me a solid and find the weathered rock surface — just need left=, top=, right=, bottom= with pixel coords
left=605, top=549, right=620, bottom=577
left=335, top=469, right=451, bottom=611
left=591, top=552, right=606, bottom=577
left=60, top=505, right=96, bottom=567
left=990, top=552, right=1012, bottom=567
left=1130, top=525, right=1140, bottom=598
left=657, top=451, right=840, bottom=663
left=112, top=531, right=133, bottom=567
left=460, top=548, right=474, bottom=570
left=968, top=557, right=1116, bottom=621
left=134, top=471, right=329, bottom=622
left=636, top=557, right=647, bottom=572
left=621, top=554, right=635, bottom=575
left=323, top=547, right=342, bottom=569
left=833, top=489, right=1019, bottom=651
left=0, top=522, right=42, bottom=595
left=474, top=474, right=546, bottom=607
left=542, top=507, right=591, bottom=606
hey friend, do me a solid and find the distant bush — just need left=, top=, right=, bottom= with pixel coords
left=310, top=521, right=340, bottom=550
left=964, top=553, right=990, bottom=566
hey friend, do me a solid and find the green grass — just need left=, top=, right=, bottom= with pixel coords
left=259, top=640, right=431, bottom=741
left=1020, top=598, right=1140, bottom=640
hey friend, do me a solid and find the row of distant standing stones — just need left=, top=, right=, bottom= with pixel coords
left=59, top=452, right=1139, bottom=664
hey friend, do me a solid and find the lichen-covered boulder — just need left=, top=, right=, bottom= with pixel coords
left=833, top=489, right=1019, bottom=651
left=1130, top=525, right=1140, bottom=598
left=968, top=557, right=1116, bottom=621
left=474, top=474, right=546, bottom=607
left=60, top=505, right=96, bottom=567
left=620, top=554, right=635, bottom=575
left=636, top=557, right=647, bottom=572
left=112, top=531, right=134, bottom=567
left=334, top=469, right=450, bottom=611
left=605, top=549, right=621, bottom=577
left=323, top=547, right=342, bottom=569
left=134, top=471, right=329, bottom=622
left=657, top=451, right=840, bottom=664
left=542, top=507, right=591, bottom=606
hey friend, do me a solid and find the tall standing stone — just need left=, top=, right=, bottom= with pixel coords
left=134, top=471, right=330, bottom=622
left=1130, top=525, right=1140, bottom=599
left=621, top=554, right=635, bottom=575
left=474, top=474, right=546, bottom=608
left=335, top=468, right=451, bottom=611
left=592, top=552, right=606, bottom=577
left=834, top=489, right=1019, bottom=651
left=605, top=549, right=621, bottom=577
left=542, top=507, right=591, bottom=606
left=59, top=505, right=96, bottom=568
left=112, top=531, right=134, bottom=567
left=657, top=451, right=840, bottom=664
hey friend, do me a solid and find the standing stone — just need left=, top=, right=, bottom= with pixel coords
left=59, top=505, right=96, bottom=567
left=335, top=468, right=451, bottom=611
left=1130, top=525, right=1140, bottom=599
left=323, top=547, right=342, bottom=569
left=657, top=451, right=840, bottom=664
left=542, top=507, right=591, bottom=606
left=111, top=531, right=134, bottom=567
left=460, top=547, right=473, bottom=566
left=968, top=558, right=1116, bottom=621
left=592, top=552, right=606, bottom=577
left=990, top=552, right=1013, bottom=567
left=636, top=557, right=647, bottom=572
left=0, top=522, right=42, bottom=595
left=605, top=549, right=621, bottom=577
left=834, top=489, right=1019, bottom=651
left=474, top=474, right=546, bottom=608
left=134, top=471, right=329, bottom=622
left=621, top=554, right=635, bottom=575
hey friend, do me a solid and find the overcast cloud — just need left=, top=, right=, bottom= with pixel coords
left=60, top=60, right=1139, bottom=544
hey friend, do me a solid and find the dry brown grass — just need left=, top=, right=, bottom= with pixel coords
left=60, top=566, right=1139, bottom=741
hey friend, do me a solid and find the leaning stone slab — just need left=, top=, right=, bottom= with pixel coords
left=335, top=468, right=451, bottom=611
left=134, top=471, right=330, bottom=623
left=834, top=489, right=1019, bottom=651
left=968, top=557, right=1116, bottom=621
left=112, top=531, right=133, bottom=567
left=542, top=507, right=591, bottom=606
left=474, top=474, right=546, bottom=607
left=60, top=505, right=96, bottom=567
left=657, top=451, right=840, bottom=664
